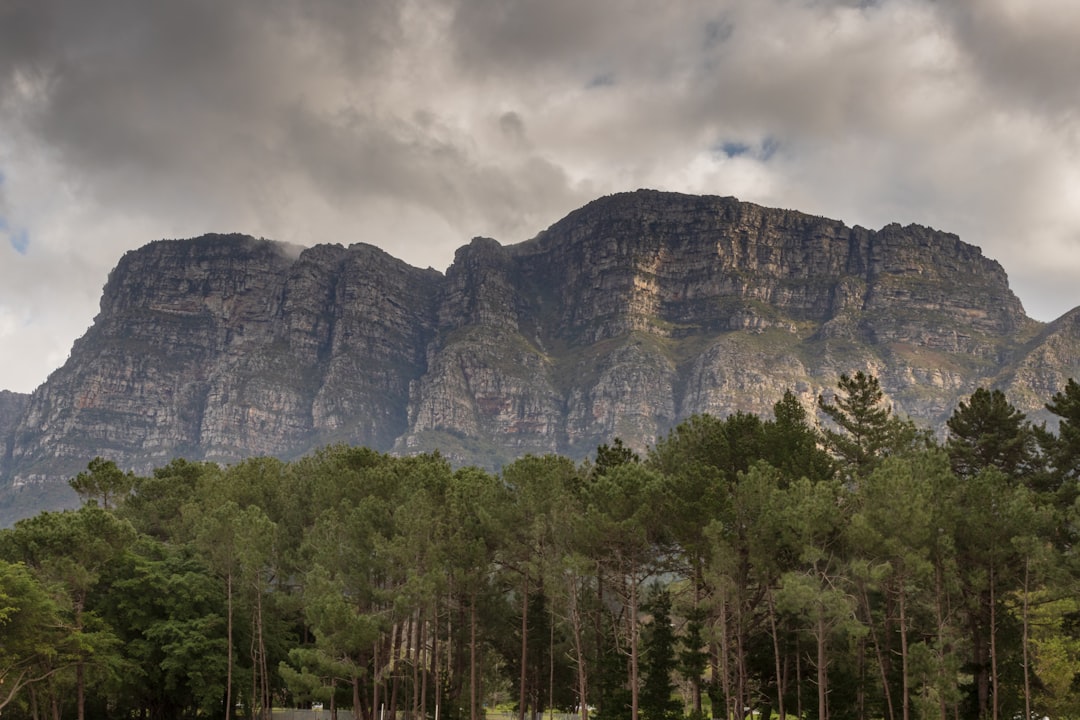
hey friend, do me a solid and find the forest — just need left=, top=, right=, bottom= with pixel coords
left=1, top=372, right=1079, bottom=720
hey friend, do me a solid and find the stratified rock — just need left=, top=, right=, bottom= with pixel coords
left=1, top=190, right=1075, bottom=524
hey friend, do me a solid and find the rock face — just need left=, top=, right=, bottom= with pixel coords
left=0, top=390, right=29, bottom=460
left=1, top=190, right=1076, bottom=523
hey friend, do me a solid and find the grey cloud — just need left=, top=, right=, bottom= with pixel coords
left=942, top=2, right=1080, bottom=117
left=1, top=0, right=1079, bottom=392
left=4, top=1, right=405, bottom=204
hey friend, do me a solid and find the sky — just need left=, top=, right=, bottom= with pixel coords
left=1, top=0, right=1079, bottom=394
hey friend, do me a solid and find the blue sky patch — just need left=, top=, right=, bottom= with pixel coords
left=1, top=217, right=30, bottom=254
left=712, top=137, right=781, bottom=161
left=716, top=142, right=751, bottom=158
left=10, top=228, right=29, bottom=254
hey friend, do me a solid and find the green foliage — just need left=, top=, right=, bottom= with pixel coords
left=947, top=387, right=1040, bottom=483
left=93, top=538, right=228, bottom=716
left=4, top=376, right=1080, bottom=720
left=765, top=390, right=834, bottom=483
left=1039, top=377, right=1080, bottom=507
left=639, top=587, right=680, bottom=720
left=0, top=559, right=75, bottom=711
left=818, top=371, right=922, bottom=479
left=69, top=456, right=136, bottom=510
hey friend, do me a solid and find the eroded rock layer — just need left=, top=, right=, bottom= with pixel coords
left=3, top=190, right=1076, bottom=523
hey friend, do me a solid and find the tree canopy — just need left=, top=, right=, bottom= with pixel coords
left=1, top=373, right=1078, bottom=720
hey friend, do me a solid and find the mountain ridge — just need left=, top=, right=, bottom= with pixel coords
left=2, top=189, right=1076, bottom=524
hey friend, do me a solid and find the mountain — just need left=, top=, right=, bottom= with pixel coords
left=2, top=190, right=1077, bottom=524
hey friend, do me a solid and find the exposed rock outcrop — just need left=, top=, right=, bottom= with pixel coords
left=1, top=190, right=1074, bottom=524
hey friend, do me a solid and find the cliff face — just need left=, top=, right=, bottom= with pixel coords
left=0, top=390, right=29, bottom=462
left=1, top=190, right=1073, bottom=523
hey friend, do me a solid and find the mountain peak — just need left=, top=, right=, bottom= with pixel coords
left=0, top=191, right=1070, bottom=524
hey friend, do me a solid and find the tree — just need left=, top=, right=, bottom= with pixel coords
left=93, top=537, right=228, bottom=718
left=501, top=455, right=581, bottom=720
left=847, top=451, right=945, bottom=720
left=1039, top=378, right=1080, bottom=505
left=587, top=463, right=672, bottom=720
left=946, top=388, right=1039, bottom=483
left=775, top=477, right=864, bottom=720
left=593, top=438, right=641, bottom=478
left=193, top=500, right=245, bottom=720
left=444, top=466, right=508, bottom=720
left=639, top=587, right=680, bottom=720
left=69, top=457, right=136, bottom=510
left=0, top=506, right=136, bottom=720
left=0, top=559, right=78, bottom=712
left=817, top=372, right=919, bottom=480
left=764, top=390, right=834, bottom=485
left=120, top=458, right=219, bottom=542
left=676, top=605, right=709, bottom=720
left=950, top=469, right=1040, bottom=720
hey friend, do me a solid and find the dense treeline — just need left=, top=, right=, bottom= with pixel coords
left=2, top=373, right=1079, bottom=720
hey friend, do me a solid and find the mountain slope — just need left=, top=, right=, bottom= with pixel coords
left=1, top=190, right=1073, bottom=524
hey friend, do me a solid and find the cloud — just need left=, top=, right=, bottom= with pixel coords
left=0, top=0, right=1078, bottom=391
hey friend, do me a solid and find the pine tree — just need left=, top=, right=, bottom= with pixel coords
left=817, top=371, right=918, bottom=480
left=946, top=387, right=1038, bottom=483
left=765, top=390, right=834, bottom=484
left=639, top=587, right=680, bottom=720
left=1039, top=378, right=1080, bottom=504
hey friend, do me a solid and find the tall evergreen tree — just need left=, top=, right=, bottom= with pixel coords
left=817, top=372, right=919, bottom=480
left=765, top=390, right=834, bottom=484
left=639, top=587, right=680, bottom=720
left=1039, top=378, right=1080, bottom=504
left=946, top=388, right=1039, bottom=483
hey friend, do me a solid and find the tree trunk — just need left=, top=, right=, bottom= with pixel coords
left=899, top=582, right=910, bottom=720
left=373, top=638, right=381, bottom=720
left=858, top=578, right=894, bottom=720
left=412, top=610, right=422, bottom=719
left=973, top=600, right=990, bottom=720
left=989, top=566, right=998, bottom=720
left=935, top=563, right=948, bottom=720
left=77, top=659, right=86, bottom=720
left=629, top=562, right=640, bottom=720
left=470, top=591, right=479, bottom=720
left=251, top=627, right=258, bottom=720
left=567, top=572, right=589, bottom=720
left=795, top=641, right=804, bottom=720
left=549, top=613, right=556, bottom=720
left=1022, top=560, right=1032, bottom=720
left=227, top=570, right=234, bottom=720
left=256, top=588, right=270, bottom=720
left=692, top=560, right=705, bottom=717
left=432, top=602, right=441, bottom=720
left=391, top=620, right=403, bottom=717
left=817, top=612, right=829, bottom=720
left=520, top=573, right=530, bottom=720
left=766, top=589, right=786, bottom=720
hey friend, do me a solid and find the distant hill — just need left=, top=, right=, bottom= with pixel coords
left=3, top=190, right=1078, bottom=524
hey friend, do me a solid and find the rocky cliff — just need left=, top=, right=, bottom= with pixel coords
left=2, top=190, right=1076, bottom=523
